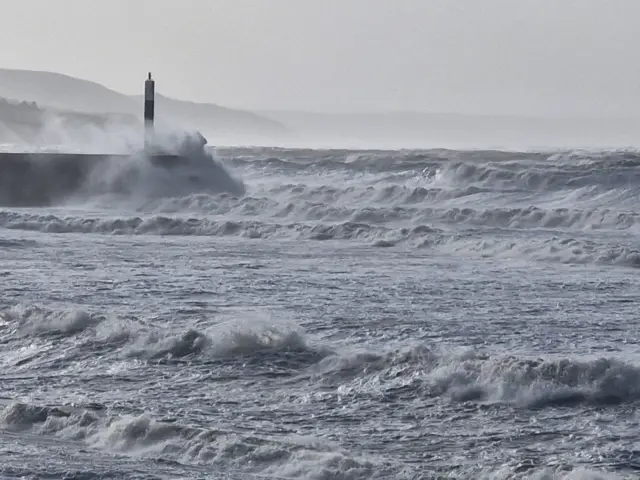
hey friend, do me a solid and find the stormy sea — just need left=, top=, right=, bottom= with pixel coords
left=0, top=142, right=639, bottom=479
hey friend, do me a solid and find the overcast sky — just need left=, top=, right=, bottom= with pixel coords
left=0, top=0, right=638, bottom=117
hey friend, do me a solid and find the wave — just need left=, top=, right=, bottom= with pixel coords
left=138, top=190, right=640, bottom=231
left=223, top=148, right=640, bottom=214
left=311, top=344, right=640, bottom=409
left=0, top=401, right=406, bottom=480
left=207, top=147, right=640, bottom=220
left=0, top=401, right=632, bottom=479
left=0, top=304, right=330, bottom=373
left=0, top=211, right=445, bottom=242
left=0, top=345, right=637, bottom=478
left=0, top=304, right=101, bottom=337
left=2, top=146, right=640, bottom=271
left=222, top=146, right=640, bottom=172
left=3, top=210, right=640, bottom=267
left=3, top=303, right=640, bottom=412
left=1, top=303, right=639, bottom=478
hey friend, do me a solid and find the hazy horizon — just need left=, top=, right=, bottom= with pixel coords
left=9, top=65, right=640, bottom=121
left=2, top=66, right=640, bottom=151
left=1, top=0, right=639, bottom=119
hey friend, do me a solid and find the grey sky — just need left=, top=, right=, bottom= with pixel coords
left=1, top=0, right=638, bottom=117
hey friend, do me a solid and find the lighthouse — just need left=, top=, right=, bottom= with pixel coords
left=144, top=72, right=155, bottom=149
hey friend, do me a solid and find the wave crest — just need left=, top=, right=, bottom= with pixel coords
left=313, top=345, right=640, bottom=409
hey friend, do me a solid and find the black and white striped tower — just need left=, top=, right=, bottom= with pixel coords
left=144, top=72, right=155, bottom=149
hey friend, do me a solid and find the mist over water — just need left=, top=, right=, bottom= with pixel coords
left=1, top=116, right=640, bottom=479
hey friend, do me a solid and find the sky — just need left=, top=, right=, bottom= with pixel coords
left=0, top=0, right=639, bottom=117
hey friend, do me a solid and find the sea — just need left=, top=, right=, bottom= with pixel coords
left=0, top=143, right=639, bottom=479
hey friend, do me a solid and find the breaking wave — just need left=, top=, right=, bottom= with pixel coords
left=0, top=401, right=402, bottom=479
left=0, top=131, right=245, bottom=207
left=0, top=304, right=330, bottom=372
left=0, top=301, right=638, bottom=478
left=2, top=303, right=639, bottom=411
left=311, top=344, right=640, bottom=409
left=1, top=399, right=631, bottom=479
left=2, top=145, right=640, bottom=268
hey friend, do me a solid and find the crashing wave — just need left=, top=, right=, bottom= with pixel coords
left=0, top=129, right=245, bottom=206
